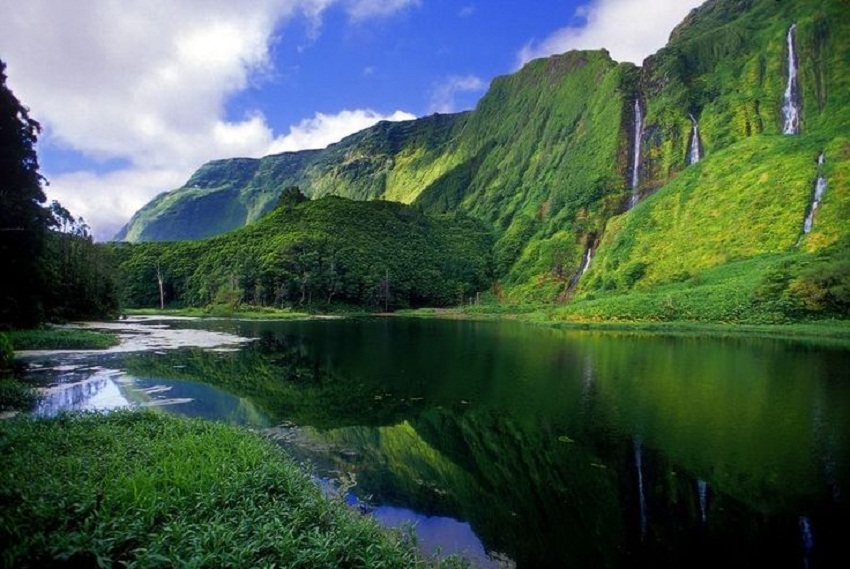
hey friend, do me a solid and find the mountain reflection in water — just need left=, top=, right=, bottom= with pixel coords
left=22, top=316, right=850, bottom=568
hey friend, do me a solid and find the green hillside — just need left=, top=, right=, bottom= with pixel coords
left=115, top=0, right=850, bottom=322
left=113, top=192, right=493, bottom=311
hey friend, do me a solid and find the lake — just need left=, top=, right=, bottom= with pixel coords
left=21, top=317, right=850, bottom=568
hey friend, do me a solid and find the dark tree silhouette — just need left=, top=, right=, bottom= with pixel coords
left=0, top=59, right=52, bottom=327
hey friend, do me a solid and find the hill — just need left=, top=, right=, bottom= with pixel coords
left=113, top=192, right=493, bottom=311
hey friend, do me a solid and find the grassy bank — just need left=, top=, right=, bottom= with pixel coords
left=125, top=305, right=316, bottom=320
left=0, top=411, right=447, bottom=568
left=7, top=328, right=119, bottom=351
left=400, top=306, right=850, bottom=346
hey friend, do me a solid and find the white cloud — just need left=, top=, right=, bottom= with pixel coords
left=269, top=109, right=415, bottom=154
left=44, top=169, right=189, bottom=242
left=458, top=5, right=476, bottom=18
left=517, top=0, right=705, bottom=67
left=428, top=75, right=486, bottom=114
left=0, top=0, right=416, bottom=241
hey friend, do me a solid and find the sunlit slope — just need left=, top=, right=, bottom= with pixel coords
left=637, top=0, right=849, bottom=191
left=561, top=132, right=849, bottom=322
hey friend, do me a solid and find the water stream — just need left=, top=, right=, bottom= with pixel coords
left=802, top=153, right=827, bottom=235
left=688, top=114, right=701, bottom=165
left=782, top=24, right=800, bottom=135
left=629, top=99, right=643, bottom=208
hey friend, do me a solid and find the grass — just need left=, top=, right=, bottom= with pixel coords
left=400, top=304, right=850, bottom=347
left=0, top=378, right=37, bottom=412
left=125, top=305, right=314, bottom=320
left=0, top=411, right=455, bottom=568
left=7, top=328, right=119, bottom=351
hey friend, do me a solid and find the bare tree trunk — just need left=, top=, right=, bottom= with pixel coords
left=155, top=263, right=165, bottom=310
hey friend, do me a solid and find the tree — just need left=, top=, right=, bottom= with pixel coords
left=0, top=59, right=52, bottom=328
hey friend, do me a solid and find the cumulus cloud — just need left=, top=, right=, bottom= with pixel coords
left=0, top=0, right=416, bottom=240
left=428, top=75, right=486, bottom=114
left=517, top=0, right=705, bottom=67
left=269, top=109, right=415, bottom=154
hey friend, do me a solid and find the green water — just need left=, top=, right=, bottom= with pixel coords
left=29, top=317, right=850, bottom=567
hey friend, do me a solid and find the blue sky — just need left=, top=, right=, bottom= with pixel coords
left=0, top=0, right=703, bottom=239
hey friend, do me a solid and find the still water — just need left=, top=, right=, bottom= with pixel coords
left=22, top=317, right=850, bottom=568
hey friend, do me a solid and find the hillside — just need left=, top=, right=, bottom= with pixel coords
left=113, top=192, right=493, bottom=311
left=116, top=0, right=850, bottom=321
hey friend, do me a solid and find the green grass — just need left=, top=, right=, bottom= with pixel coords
left=125, top=305, right=314, bottom=320
left=0, top=412, right=453, bottom=568
left=7, top=328, right=119, bottom=350
left=0, top=378, right=37, bottom=412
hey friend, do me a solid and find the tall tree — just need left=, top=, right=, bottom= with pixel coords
left=0, top=59, right=52, bottom=328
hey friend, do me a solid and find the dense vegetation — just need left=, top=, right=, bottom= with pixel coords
left=0, top=412, right=443, bottom=567
left=113, top=189, right=494, bottom=311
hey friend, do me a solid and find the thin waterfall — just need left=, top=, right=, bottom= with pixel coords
left=565, top=239, right=595, bottom=294
left=580, top=247, right=593, bottom=275
left=802, top=153, right=827, bottom=234
left=799, top=516, right=814, bottom=569
left=629, top=99, right=643, bottom=208
left=634, top=437, right=648, bottom=539
left=688, top=114, right=701, bottom=165
left=782, top=24, right=800, bottom=135
left=697, top=479, right=708, bottom=523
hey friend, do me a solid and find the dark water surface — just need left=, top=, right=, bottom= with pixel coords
left=24, top=317, right=850, bottom=568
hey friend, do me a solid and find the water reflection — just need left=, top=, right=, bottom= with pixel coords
left=36, top=370, right=131, bottom=416
left=22, top=317, right=850, bottom=568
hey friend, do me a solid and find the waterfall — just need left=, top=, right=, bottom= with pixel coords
left=799, top=516, right=814, bottom=569
left=688, top=114, right=701, bottom=165
left=580, top=247, right=593, bottom=275
left=782, top=24, right=800, bottom=135
left=697, top=479, right=708, bottom=523
left=629, top=99, right=643, bottom=208
left=634, top=437, right=648, bottom=539
left=802, top=153, right=827, bottom=234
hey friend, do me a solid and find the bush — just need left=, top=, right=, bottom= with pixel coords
left=0, top=333, right=12, bottom=371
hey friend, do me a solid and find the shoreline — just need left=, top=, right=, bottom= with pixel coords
left=394, top=308, right=850, bottom=347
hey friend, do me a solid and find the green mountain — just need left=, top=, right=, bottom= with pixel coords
left=116, top=0, right=850, bottom=321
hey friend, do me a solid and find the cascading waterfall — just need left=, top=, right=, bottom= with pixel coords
left=629, top=99, right=643, bottom=208
left=688, top=114, right=701, bottom=165
left=697, top=479, right=709, bottom=523
left=580, top=247, right=593, bottom=275
left=802, top=153, right=827, bottom=234
left=634, top=437, right=648, bottom=539
left=799, top=516, right=814, bottom=569
left=782, top=24, right=801, bottom=135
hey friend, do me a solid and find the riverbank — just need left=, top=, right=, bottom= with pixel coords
left=125, top=306, right=345, bottom=320
left=398, top=307, right=850, bottom=347
left=0, top=411, right=452, bottom=567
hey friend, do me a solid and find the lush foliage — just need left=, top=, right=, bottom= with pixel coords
left=0, top=411, right=439, bottom=568
left=0, top=60, right=52, bottom=328
left=114, top=193, right=494, bottom=311
left=7, top=328, right=119, bottom=350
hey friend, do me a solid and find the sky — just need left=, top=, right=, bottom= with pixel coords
left=0, top=0, right=704, bottom=240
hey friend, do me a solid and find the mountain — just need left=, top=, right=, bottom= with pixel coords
left=116, top=0, right=850, bottom=321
